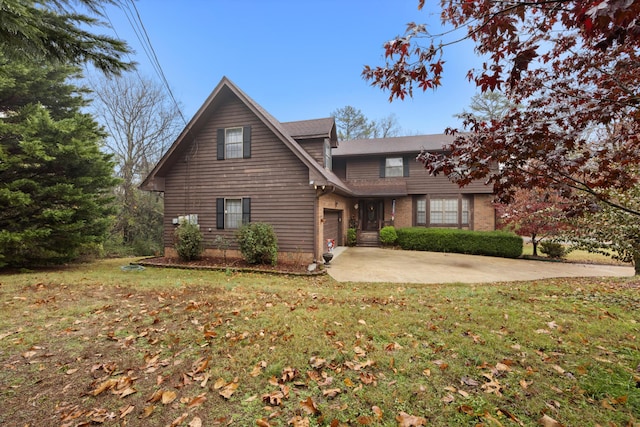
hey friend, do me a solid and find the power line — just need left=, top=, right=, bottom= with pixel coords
left=111, top=0, right=189, bottom=126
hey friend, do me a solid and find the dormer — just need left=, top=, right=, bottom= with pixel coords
left=281, top=118, right=338, bottom=170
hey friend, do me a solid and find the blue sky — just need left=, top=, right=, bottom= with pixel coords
left=100, top=0, right=480, bottom=135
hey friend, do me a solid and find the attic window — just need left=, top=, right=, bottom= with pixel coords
left=225, top=127, right=243, bottom=159
left=324, top=139, right=332, bottom=171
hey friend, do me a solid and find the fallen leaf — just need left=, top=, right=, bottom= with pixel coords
left=119, top=404, right=135, bottom=418
left=213, top=378, right=227, bottom=389
left=189, top=416, right=203, bottom=427
left=147, top=389, right=163, bottom=403
left=372, top=405, right=383, bottom=419
left=119, top=387, right=137, bottom=398
left=309, top=356, right=326, bottom=369
left=458, top=405, right=474, bottom=415
left=356, top=415, right=372, bottom=424
left=170, top=412, right=188, bottom=427
left=256, top=419, right=271, bottom=427
left=495, top=362, right=511, bottom=372
left=300, top=396, right=319, bottom=415
left=90, top=379, right=117, bottom=396
left=162, top=390, right=177, bottom=404
left=288, top=416, right=310, bottom=426
left=141, top=405, right=155, bottom=418
left=65, top=368, right=79, bottom=375
left=187, top=393, right=207, bottom=408
left=441, top=393, right=455, bottom=404
left=193, top=357, right=210, bottom=374
left=219, top=381, right=239, bottom=399
left=322, top=388, right=342, bottom=398
left=358, top=319, right=367, bottom=325
left=539, top=414, right=564, bottom=427
left=396, top=411, right=427, bottom=426
left=281, top=367, right=298, bottom=383
left=262, top=390, right=284, bottom=406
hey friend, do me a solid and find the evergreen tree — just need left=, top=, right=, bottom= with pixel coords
left=0, top=57, right=118, bottom=268
left=0, top=0, right=132, bottom=75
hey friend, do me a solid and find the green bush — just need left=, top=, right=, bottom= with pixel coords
left=236, top=222, right=278, bottom=266
left=174, top=222, right=203, bottom=261
left=396, top=227, right=523, bottom=259
left=540, top=241, right=566, bottom=259
left=347, top=228, right=357, bottom=247
left=379, top=226, right=398, bottom=246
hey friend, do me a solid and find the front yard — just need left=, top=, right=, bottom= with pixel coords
left=0, top=259, right=638, bottom=426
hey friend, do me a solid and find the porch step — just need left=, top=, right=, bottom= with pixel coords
left=357, top=231, right=380, bottom=247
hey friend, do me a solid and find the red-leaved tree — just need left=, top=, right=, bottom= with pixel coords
left=363, top=0, right=640, bottom=216
left=496, top=188, right=570, bottom=256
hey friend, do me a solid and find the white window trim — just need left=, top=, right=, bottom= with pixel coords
left=225, top=127, right=243, bottom=159
left=224, top=198, right=242, bottom=229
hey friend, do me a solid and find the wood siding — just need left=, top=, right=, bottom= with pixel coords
left=344, top=156, right=492, bottom=194
left=163, top=95, right=316, bottom=254
left=297, top=138, right=325, bottom=166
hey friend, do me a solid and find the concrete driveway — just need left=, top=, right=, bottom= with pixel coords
left=325, top=247, right=634, bottom=284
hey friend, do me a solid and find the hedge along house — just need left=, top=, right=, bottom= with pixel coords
left=141, top=77, right=495, bottom=263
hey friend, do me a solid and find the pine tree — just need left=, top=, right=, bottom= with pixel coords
left=0, top=57, right=118, bottom=268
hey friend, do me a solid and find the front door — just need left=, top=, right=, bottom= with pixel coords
left=364, top=200, right=379, bottom=231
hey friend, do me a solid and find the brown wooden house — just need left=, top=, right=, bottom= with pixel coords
left=141, top=77, right=495, bottom=263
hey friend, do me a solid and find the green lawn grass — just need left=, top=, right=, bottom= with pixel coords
left=522, top=242, right=629, bottom=265
left=0, top=258, right=638, bottom=426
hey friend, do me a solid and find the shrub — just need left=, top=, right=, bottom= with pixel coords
left=347, top=228, right=357, bottom=247
left=379, top=226, right=398, bottom=246
left=540, top=241, right=566, bottom=259
left=174, top=222, right=203, bottom=261
left=395, top=227, right=523, bottom=259
left=236, top=222, right=278, bottom=266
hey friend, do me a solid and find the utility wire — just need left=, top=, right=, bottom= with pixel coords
left=112, top=0, right=189, bottom=126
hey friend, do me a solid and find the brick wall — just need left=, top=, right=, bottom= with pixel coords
left=473, top=194, right=495, bottom=231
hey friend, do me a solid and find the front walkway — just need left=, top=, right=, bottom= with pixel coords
left=325, top=247, right=634, bottom=284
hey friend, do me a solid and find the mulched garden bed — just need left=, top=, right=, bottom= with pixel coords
left=136, top=256, right=325, bottom=276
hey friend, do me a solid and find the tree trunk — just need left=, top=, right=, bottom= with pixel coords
left=634, top=252, right=640, bottom=276
left=531, top=234, right=538, bottom=256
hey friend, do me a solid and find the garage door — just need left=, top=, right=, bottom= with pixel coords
left=323, top=210, right=342, bottom=250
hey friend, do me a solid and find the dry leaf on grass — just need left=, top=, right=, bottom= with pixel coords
left=162, top=390, right=177, bottom=404
left=396, top=411, right=427, bottom=426
left=539, top=414, right=564, bottom=427
left=219, top=381, right=239, bottom=399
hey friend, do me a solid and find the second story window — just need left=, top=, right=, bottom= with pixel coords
left=217, top=126, right=251, bottom=160
left=385, top=157, right=404, bottom=177
left=225, top=127, right=243, bottom=159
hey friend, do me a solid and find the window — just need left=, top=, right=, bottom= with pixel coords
left=385, top=157, right=404, bottom=177
left=429, top=197, right=470, bottom=226
left=225, top=199, right=242, bottom=228
left=217, top=126, right=251, bottom=160
left=324, top=139, right=332, bottom=171
left=416, top=199, right=426, bottom=225
left=225, top=127, right=243, bottom=159
left=217, top=198, right=251, bottom=229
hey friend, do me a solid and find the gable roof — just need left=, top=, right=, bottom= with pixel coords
left=332, top=134, right=456, bottom=157
left=140, top=77, right=351, bottom=195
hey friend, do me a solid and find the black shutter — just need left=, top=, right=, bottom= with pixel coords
left=379, top=158, right=386, bottom=178
left=243, top=126, right=251, bottom=159
left=216, top=198, right=224, bottom=229
left=217, top=129, right=225, bottom=160
left=403, top=156, right=410, bottom=177
left=242, top=198, right=251, bottom=224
